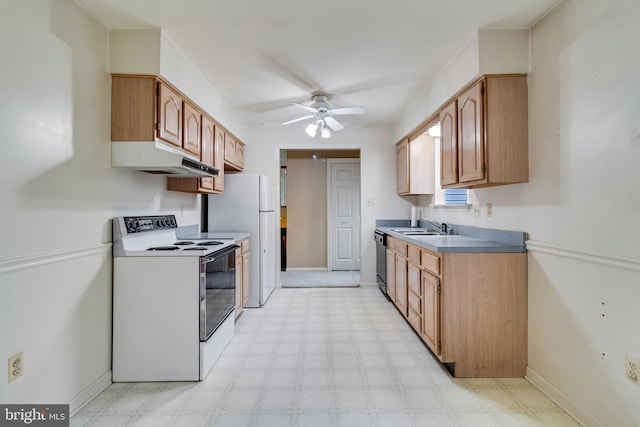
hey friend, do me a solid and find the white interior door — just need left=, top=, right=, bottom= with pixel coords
left=328, top=160, right=360, bottom=271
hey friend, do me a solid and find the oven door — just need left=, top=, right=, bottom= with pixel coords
left=199, top=244, right=239, bottom=341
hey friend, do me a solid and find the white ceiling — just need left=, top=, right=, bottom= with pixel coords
left=77, top=0, right=560, bottom=130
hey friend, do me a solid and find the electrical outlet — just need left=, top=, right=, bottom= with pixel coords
left=8, top=352, right=23, bottom=383
left=626, top=354, right=639, bottom=383
left=472, top=205, right=481, bottom=217
left=486, top=202, right=493, bottom=217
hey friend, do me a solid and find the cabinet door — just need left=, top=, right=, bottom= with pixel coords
left=235, top=142, right=244, bottom=169
left=407, top=260, right=421, bottom=296
left=183, top=102, right=201, bottom=156
left=199, top=116, right=215, bottom=191
left=224, top=133, right=236, bottom=165
left=386, top=250, right=396, bottom=301
left=235, top=249, right=242, bottom=316
left=396, top=139, right=410, bottom=194
left=421, top=270, right=440, bottom=355
left=158, top=83, right=183, bottom=147
left=407, top=261, right=422, bottom=332
left=395, top=255, right=407, bottom=316
left=213, top=126, right=225, bottom=192
left=242, top=252, right=250, bottom=307
left=440, top=100, right=458, bottom=186
left=458, top=80, right=485, bottom=183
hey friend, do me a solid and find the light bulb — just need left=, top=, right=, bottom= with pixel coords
left=321, top=127, right=331, bottom=138
left=305, top=122, right=318, bottom=137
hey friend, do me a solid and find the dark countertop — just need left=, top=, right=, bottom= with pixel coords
left=375, top=221, right=527, bottom=253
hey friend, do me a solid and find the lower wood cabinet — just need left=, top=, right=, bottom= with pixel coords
left=420, top=270, right=440, bottom=355
left=386, top=250, right=396, bottom=301
left=235, top=238, right=250, bottom=318
left=386, top=236, right=527, bottom=378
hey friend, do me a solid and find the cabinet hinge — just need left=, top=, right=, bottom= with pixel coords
left=155, top=122, right=160, bottom=131
left=437, top=341, right=442, bottom=352
left=481, top=83, right=485, bottom=96
left=481, top=163, right=486, bottom=173
left=437, top=284, right=441, bottom=294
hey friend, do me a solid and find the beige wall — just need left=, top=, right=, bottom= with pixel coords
left=285, top=150, right=359, bottom=268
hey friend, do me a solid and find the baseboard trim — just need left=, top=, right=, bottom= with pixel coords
left=526, top=240, right=640, bottom=273
left=69, top=371, right=112, bottom=416
left=526, top=366, right=603, bottom=427
left=0, top=244, right=112, bottom=274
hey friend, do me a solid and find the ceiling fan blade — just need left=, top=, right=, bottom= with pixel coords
left=291, top=102, right=318, bottom=113
left=282, top=114, right=314, bottom=125
left=324, top=116, right=344, bottom=131
left=330, top=106, right=365, bottom=116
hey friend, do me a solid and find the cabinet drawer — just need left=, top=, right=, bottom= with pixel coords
left=407, top=307, right=422, bottom=333
left=407, top=245, right=421, bottom=263
left=408, top=291, right=421, bottom=313
left=421, top=250, right=440, bottom=275
left=388, top=237, right=407, bottom=256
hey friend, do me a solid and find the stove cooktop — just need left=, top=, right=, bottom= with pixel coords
left=113, top=215, right=236, bottom=257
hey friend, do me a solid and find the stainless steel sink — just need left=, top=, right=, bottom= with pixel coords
left=391, top=228, right=444, bottom=236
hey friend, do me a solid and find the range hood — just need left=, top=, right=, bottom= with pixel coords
left=112, top=141, right=218, bottom=178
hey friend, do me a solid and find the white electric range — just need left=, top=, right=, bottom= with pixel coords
left=112, top=215, right=238, bottom=381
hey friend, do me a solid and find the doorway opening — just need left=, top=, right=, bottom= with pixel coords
left=279, top=149, right=361, bottom=287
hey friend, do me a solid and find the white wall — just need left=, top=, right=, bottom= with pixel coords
left=244, top=125, right=414, bottom=285
left=393, top=28, right=530, bottom=142
left=0, top=0, right=235, bottom=412
left=394, top=0, right=640, bottom=425
left=109, top=29, right=248, bottom=141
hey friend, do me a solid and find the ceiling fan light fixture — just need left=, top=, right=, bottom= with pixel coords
left=305, top=122, right=318, bottom=137
left=321, top=125, right=331, bottom=139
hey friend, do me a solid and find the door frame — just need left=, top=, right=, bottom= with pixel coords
left=326, top=158, right=361, bottom=271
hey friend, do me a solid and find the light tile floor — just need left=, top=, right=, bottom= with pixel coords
left=72, top=287, right=581, bottom=427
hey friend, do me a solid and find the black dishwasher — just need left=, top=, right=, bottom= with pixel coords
left=374, top=230, right=388, bottom=297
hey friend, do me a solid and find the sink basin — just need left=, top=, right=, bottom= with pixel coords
left=391, top=228, right=444, bottom=236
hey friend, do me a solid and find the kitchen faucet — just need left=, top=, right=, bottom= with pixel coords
left=421, top=218, right=451, bottom=234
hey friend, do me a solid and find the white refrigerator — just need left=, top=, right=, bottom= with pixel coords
left=208, top=174, right=276, bottom=307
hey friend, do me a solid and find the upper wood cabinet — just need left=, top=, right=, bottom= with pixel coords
left=224, top=133, right=244, bottom=172
left=397, top=131, right=435, bottom=195
left=212, top=126, right=225, bottom=192
left=198, top=116, right=216, bottom=192
left=113, top=75, right=198, bottom=156
left=112, top=74, right=245, bottom=194
left=157, top=82, right=183, bottom=147
left=439, top=100, right=458, bottom=187
left=396, top=139, right=410, bottom=194
left=440, top=75, right=528, bottom=188
left=168, top=115, right=225, bottom=194
left=182, top=102, right=202, bottom=156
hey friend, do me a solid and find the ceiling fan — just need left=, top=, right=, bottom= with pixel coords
left=281, top=92, right=365, bottom=138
